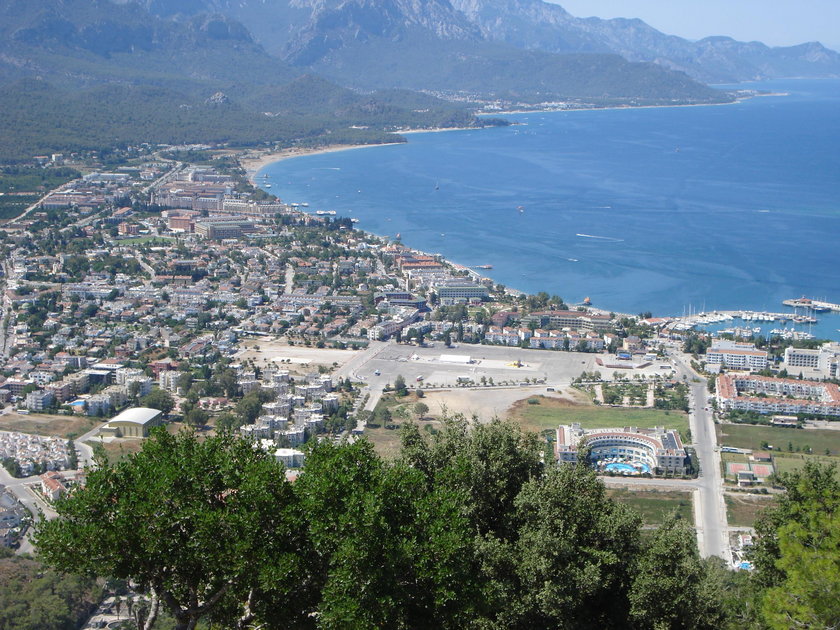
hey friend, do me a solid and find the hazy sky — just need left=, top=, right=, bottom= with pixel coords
left=552, top=1, right=840, bottom=50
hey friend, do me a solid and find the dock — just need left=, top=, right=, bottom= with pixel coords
left=783, top=297, right=840, bottom=312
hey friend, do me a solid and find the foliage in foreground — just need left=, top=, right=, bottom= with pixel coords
left=0, top=547, right=100, bottom=630
left=32, top=423, right=839, bottom=630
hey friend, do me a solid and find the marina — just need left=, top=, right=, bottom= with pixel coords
left=667, top=308, right=829, bottom=341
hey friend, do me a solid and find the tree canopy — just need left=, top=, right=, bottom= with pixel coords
left=34, top=429, right=311, bottom=630
left=32, top=421, right=838, bottom=630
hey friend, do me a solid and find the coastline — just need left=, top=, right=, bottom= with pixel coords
left=241, top=126, right=486, bottom=184
left=241, top=86, right=835, bottom=328
left=486, top=94, right=762, bottom=116
left=242, top=142, right=403, bottom=185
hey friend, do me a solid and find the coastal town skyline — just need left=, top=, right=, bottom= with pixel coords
left=1, top=0, right=838, bottom=627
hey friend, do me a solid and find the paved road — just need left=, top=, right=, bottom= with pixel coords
left=671, top=351, right=728, bottom=560
left=0, top=466, right=58, bottom=555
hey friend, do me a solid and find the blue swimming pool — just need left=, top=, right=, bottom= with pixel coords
left=604, top=462, right=651, bottom=474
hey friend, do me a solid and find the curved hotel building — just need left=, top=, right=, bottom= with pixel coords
left=555, top=423, right=689, bottom=474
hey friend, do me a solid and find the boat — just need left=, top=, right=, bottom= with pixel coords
left=517, top=205, right=525, bottom=213
left=474, top=264, right=493, bottom=269
left=265, top=184, right=271, bottom=188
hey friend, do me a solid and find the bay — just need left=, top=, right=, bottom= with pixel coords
left=259, top=78, right=840, bottom=339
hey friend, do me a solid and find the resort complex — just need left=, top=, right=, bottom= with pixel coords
left=554, top=423, right=689, bottom=475
left=716, top=373, right=840, bottom=418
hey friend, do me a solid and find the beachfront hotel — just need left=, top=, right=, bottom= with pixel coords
left=554, top=423, right=689, bottom=474
left=705, top=340, right=768, bottom=372
left=716, top=373, right=840, bottom=417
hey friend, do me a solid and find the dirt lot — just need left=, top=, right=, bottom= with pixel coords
left=418, top=386, right=585, bottom=423
left=237, top=338, right=361, bottom=375
left=0, top=410, right=97, bottom=438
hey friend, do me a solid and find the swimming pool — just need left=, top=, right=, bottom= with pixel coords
left=604, top=462, right=651, bottom=474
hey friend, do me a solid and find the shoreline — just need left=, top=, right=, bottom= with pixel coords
left=241, top=143, right=403, bottom=185
left=241, top=125, right=484, bottom=184
left=241, top=90, right=833, bottom=326
left=486, top=93, right=767, bottom=116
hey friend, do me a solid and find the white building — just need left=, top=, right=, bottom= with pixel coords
left=706, top=341, right=767, bottom=371
left=555, top=423, right=688, bottom=474
left=274, top=448, right=305, bottom=469
left=784, top=343, right=840, bottom=377
left=25, top=389, right=54, bottom=412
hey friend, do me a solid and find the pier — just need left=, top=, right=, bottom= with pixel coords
left=783, top=297, right=840, bottom=312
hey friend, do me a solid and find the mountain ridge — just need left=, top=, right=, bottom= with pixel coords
left=137, top=0, right=840, bottom=83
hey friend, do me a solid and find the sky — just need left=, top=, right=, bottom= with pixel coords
left=551, top=1, right=840, bottom=50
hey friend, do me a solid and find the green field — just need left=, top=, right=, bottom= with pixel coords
left=725, top=494, right=776, bottom=528
left=771, top=453, right=839, bottom=476
left=509, top=396, right=689, bottom=440
left=607, top=488, right=693, bottom=525
left=716, top=423, right=840, bottom=455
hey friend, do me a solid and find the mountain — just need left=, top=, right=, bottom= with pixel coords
left=0, top=0, right=505, bottom=161
left=141, top=0, right=840, bottom=84
left=126, top=0, right=730, bottom=104
left=449, top=0, right=840, bottom=83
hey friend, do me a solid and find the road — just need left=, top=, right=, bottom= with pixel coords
left=670, top=350, right=728, bottom=560
left=0, top=465, right=58, bottom=555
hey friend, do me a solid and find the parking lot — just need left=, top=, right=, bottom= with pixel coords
left=354, top=343, right=600, bottom=391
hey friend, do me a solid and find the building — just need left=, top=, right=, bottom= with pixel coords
left=101, top=407, right=164, bottom=438
left=274, top=448, right=306, bottom=469
left=194, top=219, right=257, bottom=240
left=436, top=284, right=488, bottom=305
left=716, top=373, right=840, bottom=418
left=706, top=341, right=768, bottom=371
left=522, top=310, right=613, bottom=333
left=784, top=343, right=840, bottom=377
left=25, top=389, right=54, bottom=412
left=555, top=423, right=688, bottom=474
left=40, top=471, right=67, bottom=501
left=368, top=318, right=405, bottom=341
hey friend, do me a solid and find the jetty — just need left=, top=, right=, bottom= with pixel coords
left=783, top=297, right=840, bottom=312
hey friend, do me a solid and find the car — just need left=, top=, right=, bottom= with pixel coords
left=374, top=369, right=381, bottom=376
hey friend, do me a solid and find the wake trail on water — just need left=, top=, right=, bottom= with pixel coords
left=576, top=233, right=624, bottom=242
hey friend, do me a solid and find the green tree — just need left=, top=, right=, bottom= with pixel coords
left=508, top=462, right=641, bottom=628
left=414, top=402, right=429, bottom=418
left=629, top=514, right=725, bottom=630
left=761, top=511, right=840, bottom=629
left=34, top=430, right=312, bottom=630
left=394, top=374, right=408, bottom=397
left=184, top=407, right=208, bottom=429
left=752, top=462, right=840, bottom=628
left=236, top=391, right=265, bottom=425
left=296, top=438, right=477, bottom=629
left=140, top=389, right=175, bottom=415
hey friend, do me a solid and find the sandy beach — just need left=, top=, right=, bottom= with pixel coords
left=241, top=143, right=404, bottom=184
left=240, top=125, right=487, bottom=184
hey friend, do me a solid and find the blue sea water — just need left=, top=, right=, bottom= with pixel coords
left=259, top=79, right=840, bottom=339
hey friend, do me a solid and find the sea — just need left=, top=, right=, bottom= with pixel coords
left=258, top=78, right=840, bottom=341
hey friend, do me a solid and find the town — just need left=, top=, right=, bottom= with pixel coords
left=1, top=148, right=840, bottom=626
